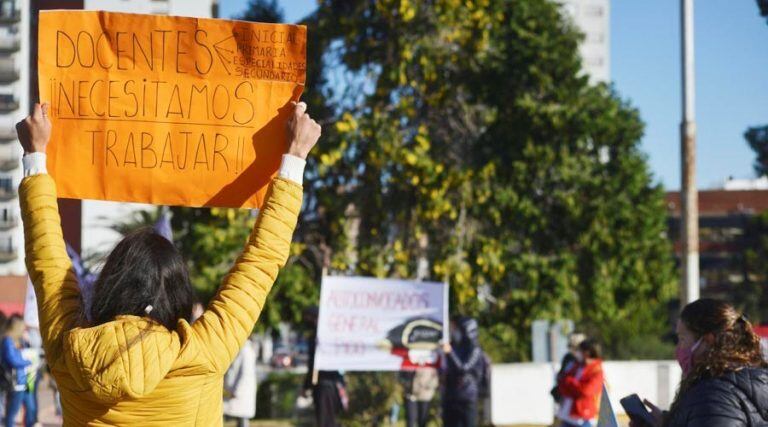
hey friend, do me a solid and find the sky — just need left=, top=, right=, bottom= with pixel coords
left=219, top=0, right=768, bottom=190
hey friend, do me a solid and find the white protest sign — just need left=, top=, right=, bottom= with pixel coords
left=315, top=276, right=447, bottom=371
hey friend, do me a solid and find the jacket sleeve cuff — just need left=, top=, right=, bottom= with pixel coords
left=278, top=154, right=306, bottom=185
left=22, top=153, right=47, bottom=177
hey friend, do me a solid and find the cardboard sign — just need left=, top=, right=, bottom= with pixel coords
left=315, top=276, right=448, bottom=371
left=38, top=11, right=306, bottom=208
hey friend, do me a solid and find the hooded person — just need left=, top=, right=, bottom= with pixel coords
left=303, top=306, right=346, bottom=427
left=442, top=317, right=490, bottom=427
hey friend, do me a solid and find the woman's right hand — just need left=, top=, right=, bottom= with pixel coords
left=286, top=101, right=321, bottom=160
left=16, top=103, right=51, bottom=154
left=644, top=399, right=664, bottom=427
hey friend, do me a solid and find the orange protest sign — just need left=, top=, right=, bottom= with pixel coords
left=38, top=11, right=306, bottom=208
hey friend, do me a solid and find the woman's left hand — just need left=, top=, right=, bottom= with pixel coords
left=16, top=103, right=51, bottom=154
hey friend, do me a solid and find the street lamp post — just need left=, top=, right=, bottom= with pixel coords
left=680, top=0, right=699, bottom=306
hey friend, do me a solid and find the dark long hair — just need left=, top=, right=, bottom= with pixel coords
left=90, top=228, right=195, bottom=330
left=668, top=299, right=767, bottom=419
left=579, top=338, right=602, bottom=360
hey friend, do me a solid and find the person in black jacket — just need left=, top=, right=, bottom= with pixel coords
left=632, top=299, right=768, bottom=427
left=442, top=317, right=490, bottom=427
left=302, top=307, right=346, bottom=427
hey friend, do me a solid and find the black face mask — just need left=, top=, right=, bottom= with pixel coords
left=450, top=329, right=463, bottom=344
left=462, top=319, right=479, bottom=344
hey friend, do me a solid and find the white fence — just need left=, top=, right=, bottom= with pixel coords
left=490, top=361, right=681, bottom=425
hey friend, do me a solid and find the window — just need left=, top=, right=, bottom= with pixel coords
left=586, top=32, right=605, bottom=44
left=585, top=5, right=604, bottom=17
left=584, top=56, right=604, bottom=67
left=0, top=235, right=13, bottom=252
left=0, top=177, right=12, bottom=193
left=0, top=1, right=16, bottom=19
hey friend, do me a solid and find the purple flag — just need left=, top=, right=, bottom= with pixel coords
left=66, top=243, right=97, bottom=321
left=154, top=208, right=173, bottom=242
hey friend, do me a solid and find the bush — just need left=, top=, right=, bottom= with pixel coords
left=606, top=333, right=675, bottom=360
left=255, top=371, right=305, bottom=420
left=340, top=372, right=401, bottom=427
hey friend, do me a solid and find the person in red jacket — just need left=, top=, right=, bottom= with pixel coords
left=556, top=339, right=604, bottom=427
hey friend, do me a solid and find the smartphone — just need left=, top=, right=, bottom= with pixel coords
left=619, top=394, right=656, bottom=426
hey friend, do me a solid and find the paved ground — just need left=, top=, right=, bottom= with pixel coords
left=32, top=375, right=624, bottom=427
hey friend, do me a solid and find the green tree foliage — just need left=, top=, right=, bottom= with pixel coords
left=741, top=125, right=768, bottom=322
left=746, top=125, right=768, bottom=176
left=340, top=373, right=400, bottom=426
left=240, top=0, right=284, bottom=23
left=736, top=211, right=768, bottom=323
left=158, top=0, right=676, bottom=359
left=164, top=0, right=321, bottom=334
left=300, top=0, right=676, bottom=361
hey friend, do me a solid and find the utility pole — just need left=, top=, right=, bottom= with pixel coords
left=680, top=0, right=699, bottom=305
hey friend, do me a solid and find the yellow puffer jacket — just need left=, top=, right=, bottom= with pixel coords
left=20, top=174, right=302, bottom=426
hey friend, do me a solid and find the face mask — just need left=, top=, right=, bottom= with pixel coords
left=675, top=337, right=702, bottom=375
left=574, top=351, right=585, bottom=363
left=450, top=329, right=462, bottom=344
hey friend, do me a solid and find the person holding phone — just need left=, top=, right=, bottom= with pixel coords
left=631, top=299, right=768, bottom=426
left=556, top=338, right=604, bottom=427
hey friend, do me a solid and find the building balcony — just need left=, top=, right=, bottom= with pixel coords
left=0, top=157, right=17, bottom=172
left=0, top=10, right=19, bottom=25
left=0, top=128, right=14, bottom=143
left=0, top=68, right=18, bottom=83
left=0, top=187, right=16, bottom=201
left=0, top=38, right=19, bottom=54
left=0, top=95, right=17, bottom=112
left=0, top=217, right=17, bottom=231
left=0, top=247, right=16, bottom=262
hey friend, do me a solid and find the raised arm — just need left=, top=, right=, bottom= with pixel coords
left=191, top=102, right=321, bottom=372
left=17, top=103, right=81, bottom=367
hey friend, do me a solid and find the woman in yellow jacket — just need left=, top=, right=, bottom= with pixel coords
left=16, top=101, right=321, bottom=426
